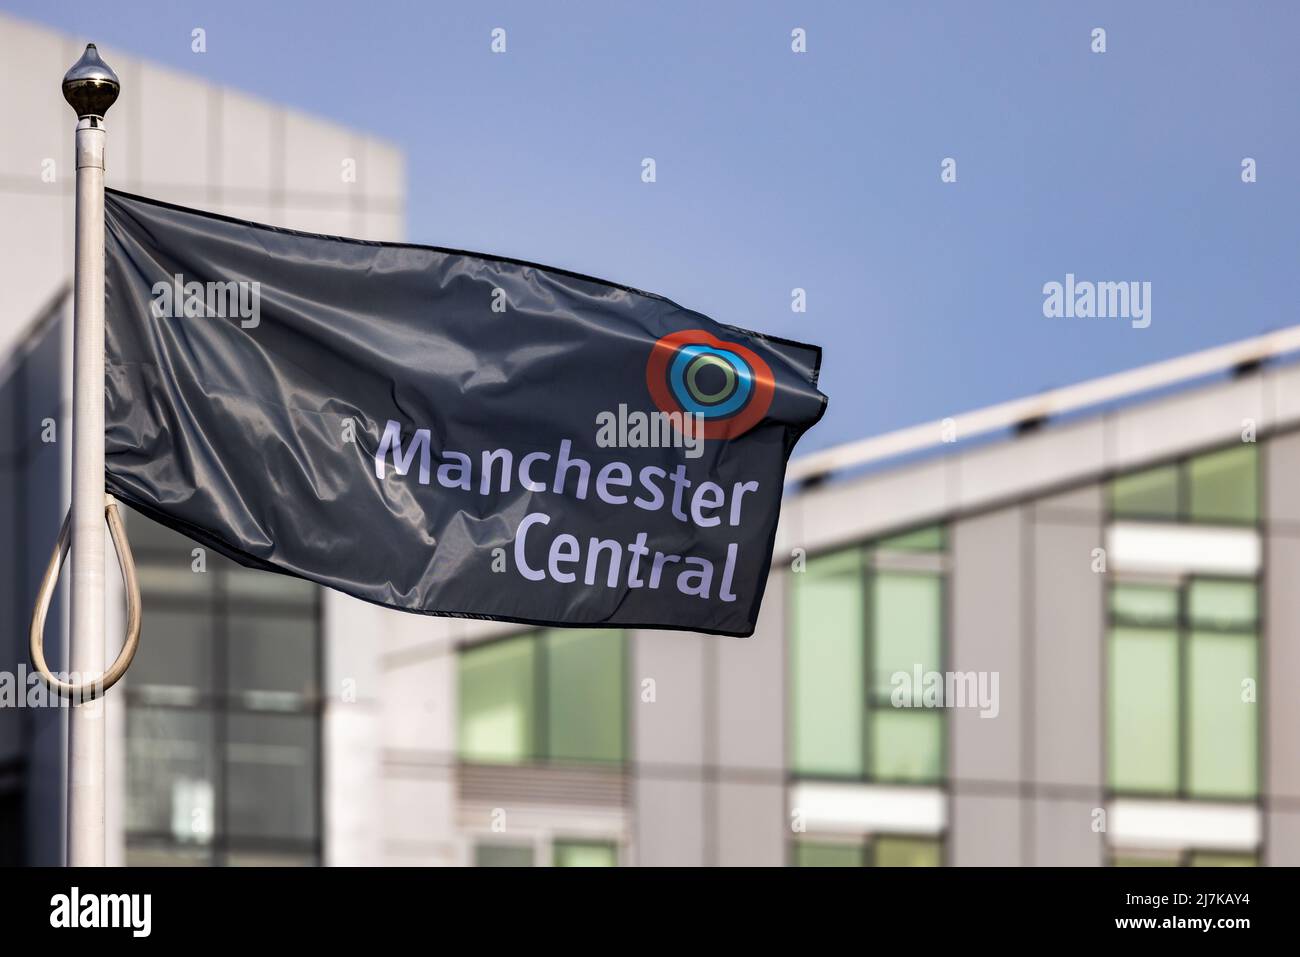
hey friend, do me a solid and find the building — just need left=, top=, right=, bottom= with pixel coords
left=0, top=13, right=404, bottom=866
left=396, top=331, right=1299, bottom=867
left=2, top=13, right=1295, bottom=868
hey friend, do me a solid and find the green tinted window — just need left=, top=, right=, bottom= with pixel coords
left=553, top=840, right=618, bottom=867
left=475, top=843, right=534, bottom=867
left=1188, top=446, right=1257, bottom=524
left=1111, top=854, right=1177, bottom=867
left=1110, top=584, right=1179, bottom=626
left=1110, top=465, right=1179, bottom=518
left=1187, top=633, right=1257, bottom=798
left=794, top=842, right=865, bottom=867
left=876, top=525, right=945, bottom=552
left=871, top=710, right=943, bottom=783
left=792, top=550, right=865, bottom=777
left=545, top=629, right=624, bottom=763
left=1188, top=580, right=1257, bottom=631
left=1108, top=579, right=1260, bottom=799
left=1188, top=851, right=1257, bottom=867
left=874, top=836, right=942, bottom=867
left=1109, top=628, right=1179, bottom=793
left=872, top=573, right=942, bottom=700
left=459, top=637, right=536, bottom=763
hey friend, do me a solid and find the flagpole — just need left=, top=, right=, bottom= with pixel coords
left=62, top=43, right=119, bottom=868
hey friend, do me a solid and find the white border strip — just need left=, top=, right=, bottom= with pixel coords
left=1107, top=522, right=1260, bottom=576
left=1108, top=799, right=1260, bottom=852
left=789, top=782, right=946, bottom=836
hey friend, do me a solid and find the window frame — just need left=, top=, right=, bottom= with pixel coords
left=552, top=838, right=621, bottom=867
left=788, top=525, right=948, bottom=786
left=457, top=628, right=629, bottom=768
left=1107, top=443, right=1260, bottom=528
left=789, top=832, right=946, bottom=867
left=1108, top=848, right=1259, bottom=867
left=472, top=836, right=622, bottom=867
left=123, top=524, right=324, bottom=867
left=1105, top=574, right=1261, bottom=803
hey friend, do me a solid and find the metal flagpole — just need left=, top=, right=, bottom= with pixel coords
left=62, top=43, right=119, bottom=868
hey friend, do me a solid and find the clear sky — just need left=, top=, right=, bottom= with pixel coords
left=6, top=0, right=1298, bottom=454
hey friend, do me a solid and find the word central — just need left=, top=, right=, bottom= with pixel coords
left=515, top=516, right=740, bottom=601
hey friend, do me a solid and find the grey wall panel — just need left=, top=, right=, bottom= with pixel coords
left=634, top=776, right=705, bottom=867
left=714, top=571, right=786, bottom=773
left=712, top=780, right=784, bottom=867
left=1031, top=795, right=1105, bottom=866
left=950, top=792, right=1021, bottom=865
left=1266, top=432, right=1300, bottom=524
left=1264, top=535, right=1300, bottom=801
left=631, top=630, right=706, bottom=769
left=1031, top=490, right=1104, bottom=790
left=1266, top=433, right=1300, bottom=804
left=1033, top=483, right=1104, bottom=522
left=1265, top=809, right=1300, bottom=866
left=951, top=508, right=1025, bottom=786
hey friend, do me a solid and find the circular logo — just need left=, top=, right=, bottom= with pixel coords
left=646, top=330, right=776, bottom=439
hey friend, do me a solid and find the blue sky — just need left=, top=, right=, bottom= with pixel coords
left=6, top=1, right=1299, bottom=453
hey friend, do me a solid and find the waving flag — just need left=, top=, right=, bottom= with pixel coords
left=103, top=189, right=826, bottom=636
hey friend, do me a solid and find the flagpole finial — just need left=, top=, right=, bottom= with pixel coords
left=62, top=43, right=120, bottom=118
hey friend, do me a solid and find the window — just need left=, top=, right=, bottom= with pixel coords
left=1111, top=850, right=1257, bottom=867
left=459, top=637, right=536, bottom=763
left=473, top=840, right=618, bottom=867
left=1110, top=853, right=1177, bottom=867
left=793, top=836, right=942, bottom=867
left=1188, top=447, right=1258, bottom=524
left=1186, top=851, right=1257, bottom=867
left=124, top=515, right=322, bottom=866
left=1109, top=445, right=1257, bottom=524
left=1110, top=465, right=1180, bottom=519
left=871, top=573, right=944, bottom=781
left=1107, top=445, right=1261, bottom=806
left=553, top=840, right=618, bottom=867
left=791, top=528, right=945, bottom=783
left=875, top=836, right=943, bottom=867
left=791, top=550, right=863, bottom=776
left=546, top=631, right=624, bottom=764
left=475, top=843, right=535, bottom=867
left=793, top=841, right=864, bottom=867
left=458, top=629, right=626, bottom=765
left=1107, top=579, right=1258, bottom=799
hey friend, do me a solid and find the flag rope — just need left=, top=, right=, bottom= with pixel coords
left=29, top=495, right=142, bottom=702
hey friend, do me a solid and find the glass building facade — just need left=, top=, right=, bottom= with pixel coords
left=0, top=12, right=405, bottom=866
left=439, top=429, right=1279, bottom=867
left=123, top=517, right=323, bottom=866
left=1104, top=444, right=1261, bottom=866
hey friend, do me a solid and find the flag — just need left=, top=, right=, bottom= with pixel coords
left=103, top=189, right=826, bottom=636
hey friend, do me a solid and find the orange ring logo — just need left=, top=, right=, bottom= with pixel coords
left=645, top=330, right=775, bottom=440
